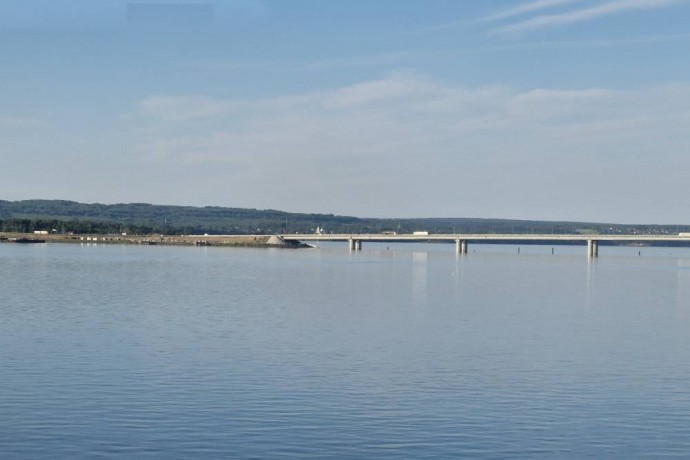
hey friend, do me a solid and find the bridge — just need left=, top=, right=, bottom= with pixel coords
left=280, top=233, right=690, bottom=257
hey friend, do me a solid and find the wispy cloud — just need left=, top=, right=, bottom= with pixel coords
left=0, top=112, right=51, bottom=128
left=493, top=0, right=687, bottom=35
left=140, top=95, right=235, bottom=121
left=0, top=115, right=36, bottom=127
left=131, top=75, right=690, bottom=219
left=484, top=0, right=583, bottom=21
left=182, top=52, right=407, bottom=74
left=136, top=76, right=690, bottom=164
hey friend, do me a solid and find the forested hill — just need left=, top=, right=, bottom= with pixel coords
left=0, top=199, right=362, bottom=235
left=0, top=199, right=686, bottom=236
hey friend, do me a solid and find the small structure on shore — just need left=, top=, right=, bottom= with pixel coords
left=267, top=235, right=311, bottom=248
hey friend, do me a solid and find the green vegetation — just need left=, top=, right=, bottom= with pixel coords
left=0, top=199, right=688, bottom=236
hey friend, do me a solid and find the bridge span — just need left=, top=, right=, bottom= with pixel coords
left=281, top=233, right=690, bottom=257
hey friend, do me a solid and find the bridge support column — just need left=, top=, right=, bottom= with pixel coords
left=456, top=239, right=468, bottom=254
left=349, top=238, right=355, bottom=250
left=587, top=239, right=599, bottom=257
left=349, top=239, right=362, bottom=250
left=355, top=240, right=362, bottom=250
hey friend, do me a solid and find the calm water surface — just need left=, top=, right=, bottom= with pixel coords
left=2, top=242, right=690, bottom=458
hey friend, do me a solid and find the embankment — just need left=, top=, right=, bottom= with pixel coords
left=0, top=233, right=301, bottom=248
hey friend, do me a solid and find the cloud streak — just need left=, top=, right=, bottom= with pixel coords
left=484, top=0, right=583, bottom=21
left=493, top=0, right=687, bottom=35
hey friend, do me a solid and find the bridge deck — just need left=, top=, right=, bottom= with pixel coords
left=282, top=233, right=690, bottom=243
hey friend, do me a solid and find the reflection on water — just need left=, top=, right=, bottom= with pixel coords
left=3, top=242, right=690, bottom=458
left=411, top=251, right=428, bottom=308
left=677, top=259, right=690, bottom=317
left=586, top=257, right=596, bottom=314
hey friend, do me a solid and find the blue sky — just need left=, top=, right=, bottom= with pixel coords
left=1, top=0, right=690, bottom=223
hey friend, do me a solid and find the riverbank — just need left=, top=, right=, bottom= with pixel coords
left=0, top=233, right=300, bottom=248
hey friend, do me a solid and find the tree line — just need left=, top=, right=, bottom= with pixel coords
left=1, top=199, right=688, bottom=236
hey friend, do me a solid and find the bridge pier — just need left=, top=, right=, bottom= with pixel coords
left=587, top=239, right=599, bottom=257
left=281, top=234, right=681, bottom=255
left=455, top=239, right=468, bottom=254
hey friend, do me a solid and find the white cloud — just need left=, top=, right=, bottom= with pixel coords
left=494, top=0, right=687, bottom=35
left=135, top=76, right=690, bottom=166
left=323, top=74, right=437, bottom=108
left=130, top=75, right=690, bottom=221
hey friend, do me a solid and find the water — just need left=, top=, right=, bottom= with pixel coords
left=2, top=242, right=690, bottom=458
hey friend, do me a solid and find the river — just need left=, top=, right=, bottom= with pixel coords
left=2, top=242, right=690, bottom=458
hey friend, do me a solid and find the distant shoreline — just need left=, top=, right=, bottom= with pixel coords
left=4, top=232, right=690, bottom=250
left=0, top=232, right=276, bottom=248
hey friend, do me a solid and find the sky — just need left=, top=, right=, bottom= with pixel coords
left=1, top=0, right=690, bottom=223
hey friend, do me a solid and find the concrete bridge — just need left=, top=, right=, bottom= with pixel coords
left=281, top=233, right=690, bottom=257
